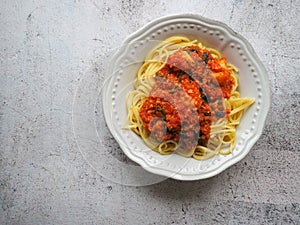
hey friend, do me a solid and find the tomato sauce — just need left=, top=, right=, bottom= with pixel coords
left=139, top=46, right=234, bottom=148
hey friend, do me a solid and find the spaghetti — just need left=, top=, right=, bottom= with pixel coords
left=126, top=36, right=254, bottom=160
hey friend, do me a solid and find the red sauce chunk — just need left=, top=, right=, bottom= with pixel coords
left=139, top=46, right=234, bottom=149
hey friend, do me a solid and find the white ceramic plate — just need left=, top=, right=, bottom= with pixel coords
left=103, top=14, right=270, bottom=180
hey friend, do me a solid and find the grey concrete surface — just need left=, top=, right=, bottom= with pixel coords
left=1, top=0, right=299, bottom=224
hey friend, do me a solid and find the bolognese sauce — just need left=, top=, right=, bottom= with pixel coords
left=139, top=46, right=234, bottom=149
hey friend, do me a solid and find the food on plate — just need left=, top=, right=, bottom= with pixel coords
left=126, top=36, right=254, bottom=160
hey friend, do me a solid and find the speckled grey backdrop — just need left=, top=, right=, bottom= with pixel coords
left=1, top=0, right=299, bottom=224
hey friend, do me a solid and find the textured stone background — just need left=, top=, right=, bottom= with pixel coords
left=1, top=0, right=299, bottom=224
